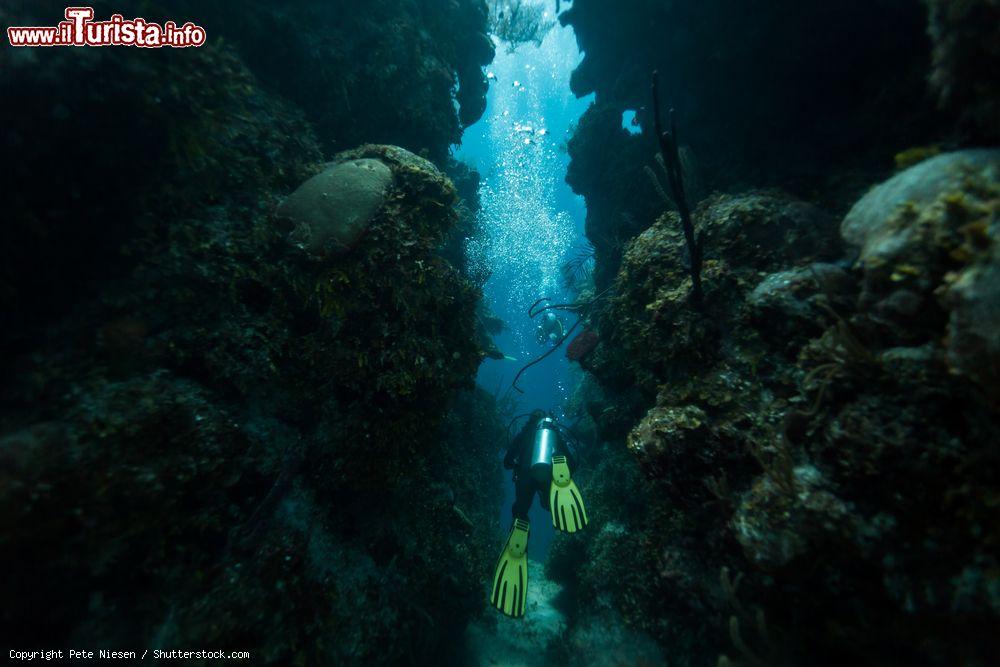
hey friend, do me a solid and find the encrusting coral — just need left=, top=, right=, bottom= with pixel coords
left=563, top=153, right=1000, bottom=665
left=559, top=3, right=999, bottom=665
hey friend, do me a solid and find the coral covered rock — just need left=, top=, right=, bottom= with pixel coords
left=571, top=149, right=1000, bottom=665
left=732, top=465, right=856, bottom=571
left=943, top=232, right=1000, bottom=400
left=595, top=190, right=840, bottom=397
left=747, top=263, right=855, bottom=352
left=842, top=150, right=1000, bottom=251
left=627, top=403, right=707, bottom=477
left=842, top=149, right=1000, bottom=387
left=559, top=4, right=1000, bottom=666
left=0, top=29, right=496, bottom=660
left=0, top=34, right=321, bottom=347
left=698, top=192, right=842, bottom=271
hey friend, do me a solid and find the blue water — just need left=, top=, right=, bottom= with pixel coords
left=454, top=15, right=593, bottom=557
left=622, top=109, right=643, bottom=135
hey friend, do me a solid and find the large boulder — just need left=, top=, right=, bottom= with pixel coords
left=842, top=149, right=1000, bottom=253
left=277, top=157, right=394, bottom=257
left=841, top=149, right=1000, bottom=392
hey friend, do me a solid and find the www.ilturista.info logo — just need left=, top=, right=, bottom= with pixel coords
left=7, top=7, right=206, bottom=48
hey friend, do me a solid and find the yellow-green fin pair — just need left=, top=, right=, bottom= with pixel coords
left=492, top=457, right=587, bottom=618
left=491, top=518, right=529, bottom=618
left=550, top=455, right=588, bottom=533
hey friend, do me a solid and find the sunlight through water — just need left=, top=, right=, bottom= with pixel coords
left=457, top=5, right=593, bottom=416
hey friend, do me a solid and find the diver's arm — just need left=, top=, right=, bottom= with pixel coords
left=504, top=431, right=524, bottom=469
left=503, top=443, right=518, bottom=470
left=505, top=425, right=533, bottom=470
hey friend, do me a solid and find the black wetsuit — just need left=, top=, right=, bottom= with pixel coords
left=504, top=418, right=574, bottom=520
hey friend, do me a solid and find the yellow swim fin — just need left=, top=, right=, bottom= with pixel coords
left=491, top=519, right=529, bottom=618
left=550, top=455, right=588, bottom=533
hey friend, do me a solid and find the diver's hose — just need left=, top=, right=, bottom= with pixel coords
left=505, top=412, right=538, bottom=452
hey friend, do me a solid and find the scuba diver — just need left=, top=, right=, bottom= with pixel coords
left=535, top=311, right=565, bottom=346
left=491, top=411, right=588, bottom=618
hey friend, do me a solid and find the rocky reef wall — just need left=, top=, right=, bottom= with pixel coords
left=558, top=2, right=1000, bottom=665
left=561, top=0, right=948, bottom=290
left=175, top=0, right=495, bottom=164
left=1, top=1, right=502, bottom=664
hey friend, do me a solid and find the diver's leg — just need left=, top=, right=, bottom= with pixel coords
left=537, top=480, right=551, bottom=513
left=511, top=474, right=534, bottom=520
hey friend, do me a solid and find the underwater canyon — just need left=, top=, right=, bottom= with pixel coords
left=1, top=1, right=998, bottom=666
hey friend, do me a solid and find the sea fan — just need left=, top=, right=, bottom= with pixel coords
left=560, top=242, right=596, bottom=291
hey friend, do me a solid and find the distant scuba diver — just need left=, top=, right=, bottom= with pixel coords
left=491, top=410, right=588, bottom=618
left=535, top=311, right=565, bottom=346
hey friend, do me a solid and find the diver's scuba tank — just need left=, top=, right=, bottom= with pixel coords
left=530, top=417, right=558, bottom=484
